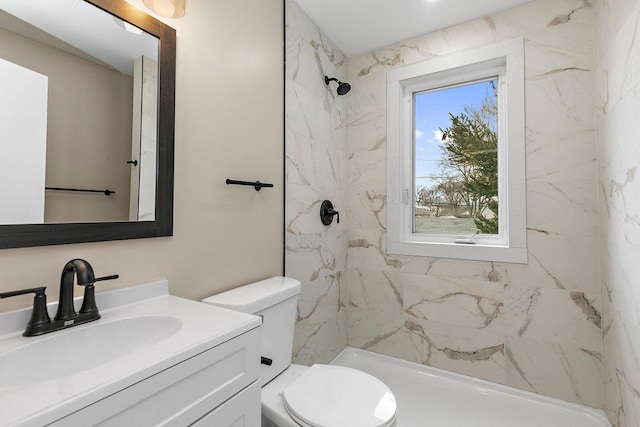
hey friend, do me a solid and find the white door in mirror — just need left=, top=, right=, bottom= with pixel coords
left=0, top=58, right=47, bottom=225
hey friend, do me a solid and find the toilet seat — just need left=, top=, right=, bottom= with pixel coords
left=281, top=364, right=397, bottom=427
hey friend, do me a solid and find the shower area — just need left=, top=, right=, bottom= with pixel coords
left=284, top=0, right=350, bottom=364
left=284, top=0, right=640, bottom=425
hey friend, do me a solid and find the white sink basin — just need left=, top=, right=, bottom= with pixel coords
left=0, top=316, right=182, bottom=387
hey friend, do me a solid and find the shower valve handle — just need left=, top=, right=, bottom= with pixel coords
left=327, top=209, right=340, bottom=224
left=320, top=200, right=340, bottom=225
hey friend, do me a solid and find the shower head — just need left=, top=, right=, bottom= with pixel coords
left=324, top=76, right=351, bottom=96
left=336, top=81, right=351, bottom=96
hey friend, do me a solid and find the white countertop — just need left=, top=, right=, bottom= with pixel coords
left=0, top=281, right=261, bottom=427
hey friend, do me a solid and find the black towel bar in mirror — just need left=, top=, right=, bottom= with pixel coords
left=45, top=187, right=116, bottom=196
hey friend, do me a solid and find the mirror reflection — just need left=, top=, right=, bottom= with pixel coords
left=0, top=0, right=159, bottom=225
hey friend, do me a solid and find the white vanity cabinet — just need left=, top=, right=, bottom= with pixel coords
left=0, top=281, right=262, bottom=427
left=50, top=327, right=261, bottom=426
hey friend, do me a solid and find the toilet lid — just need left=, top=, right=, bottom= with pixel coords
left=282, top=364, right=397, bottom=427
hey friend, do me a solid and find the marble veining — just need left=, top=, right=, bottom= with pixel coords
left=596, top=0, right=640, bottom=424
left=347, top=0, right=602, bottom=411
left=285, top=0, right=348, bottom=365
left=571, top=292, right=603, bottom=329
left=548, top=0, right=593, bottom=26
left=283, top=0, right=627, bottom=421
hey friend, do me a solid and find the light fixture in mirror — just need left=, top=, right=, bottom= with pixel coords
left=0, top=0, right=175, bottom=249
left=113, top=16, right=145, bottom=35
left=142, top=0, right=186, bottom=18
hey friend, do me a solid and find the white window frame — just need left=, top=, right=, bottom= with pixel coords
left=386, top=38, right=527, bottom=264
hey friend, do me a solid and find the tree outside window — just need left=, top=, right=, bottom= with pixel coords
left=414, top=78, right=498, bottom=235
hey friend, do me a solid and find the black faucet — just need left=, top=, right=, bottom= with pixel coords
left=55, top=259, right=97, bottom=321
left=0, top=259, right=118, bottom=336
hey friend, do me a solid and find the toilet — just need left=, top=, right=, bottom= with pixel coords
left=202, top=276, right=397, bottom=427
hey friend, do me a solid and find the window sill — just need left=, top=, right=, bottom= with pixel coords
left=387, top=239, right=528, bottom=264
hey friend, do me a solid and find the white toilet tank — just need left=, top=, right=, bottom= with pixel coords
left=202, top=276, right=301, bottom=386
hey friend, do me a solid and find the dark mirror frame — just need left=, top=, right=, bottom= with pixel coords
left=0, top=0, right=175, bottom=249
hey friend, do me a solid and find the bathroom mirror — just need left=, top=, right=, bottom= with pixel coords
left=0, top=0, right=175, bottom=249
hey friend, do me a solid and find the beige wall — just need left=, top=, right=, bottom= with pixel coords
left=0, top=0, right=284, bottom=311
left=0, top=26, right=133, bottom=222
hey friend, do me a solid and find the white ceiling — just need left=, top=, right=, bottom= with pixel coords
left=293, top=0, right=535, bottom=57
left=0, top=0, right=157, bottom=76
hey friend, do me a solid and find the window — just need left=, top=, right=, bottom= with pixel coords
left=386, top=38, right=526, bottom=263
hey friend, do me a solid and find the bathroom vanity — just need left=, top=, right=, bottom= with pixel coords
left=0, top=281, right=261, bottom=426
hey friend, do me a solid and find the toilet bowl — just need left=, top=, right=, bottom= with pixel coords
left=202, top=277, right=397, bottom=427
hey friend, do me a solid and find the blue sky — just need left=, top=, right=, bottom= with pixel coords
left=414, top=79, right=496, bottom=190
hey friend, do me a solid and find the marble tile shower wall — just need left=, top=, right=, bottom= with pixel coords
left=595, top=0, right=640, bottom=425
left=285, top=0, right=349, bottom=365
left=347, top=0, right=602, bottom=409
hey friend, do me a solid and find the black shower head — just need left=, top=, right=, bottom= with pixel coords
left=336, top=81, right=351, bottom=95
left=325, top=76, right=351, bottom=96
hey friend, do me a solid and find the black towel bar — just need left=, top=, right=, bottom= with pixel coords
left=45, top=187, right=115, bottom=196
left=225, top=179, right=274, bottom=191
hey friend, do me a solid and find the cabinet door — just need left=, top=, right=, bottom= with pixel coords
left=51, top=327, right=260, bottom=427
left=191, top=381, right=260, bottom=427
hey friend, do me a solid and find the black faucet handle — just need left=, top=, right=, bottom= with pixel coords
left=0, top=287, right=51, bottom=329
left=78, top=274, right=120, bottom=287
left=93, top=274, right=120, bottom=283
left=0, top=286, right=46, bottom=299
left=75, top=274, right=118, bottom=288
left=79, top=274, right=118, bottom=316
left=79, top=284, right=99, bottom=315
